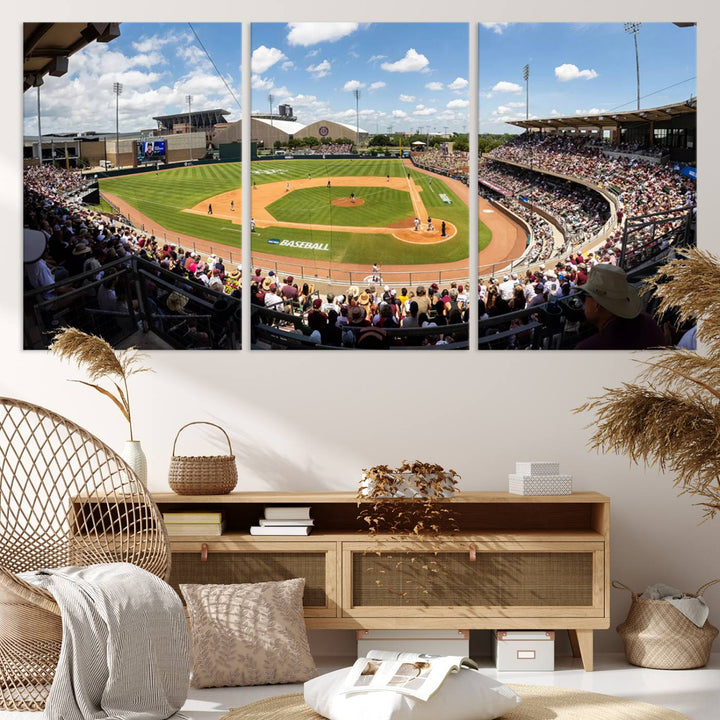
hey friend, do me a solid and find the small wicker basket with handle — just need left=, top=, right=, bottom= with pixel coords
left=614, top=579, right=720, bottom=669
left=168, top=421, right=238, bottom=495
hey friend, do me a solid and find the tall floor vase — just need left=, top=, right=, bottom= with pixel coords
left=121, top=440, right=147, bottom=487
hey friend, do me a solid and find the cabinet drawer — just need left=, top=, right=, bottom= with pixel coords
left=169, top=540, right=338, bottom=617
left=342, top=540, right=604, bottom=618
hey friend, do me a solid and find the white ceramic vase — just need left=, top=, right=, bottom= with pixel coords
left=121, top=440, right=147, bottom=487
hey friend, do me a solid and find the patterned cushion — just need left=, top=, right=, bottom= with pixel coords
left=180, top=578, right=317, bottom=688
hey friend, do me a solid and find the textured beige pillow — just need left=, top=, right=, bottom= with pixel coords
left=180, top=578, right=317, bottom=688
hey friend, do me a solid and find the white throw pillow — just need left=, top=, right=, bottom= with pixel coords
left=304, top=666, right=521, bottom=720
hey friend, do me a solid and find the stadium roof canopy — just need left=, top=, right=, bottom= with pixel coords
left=24, top=23, right=121, bottom=92
left=330, top=120, right=370, bottom=135
left=509, top=99, right=696, bottom=131
left=252, top=117, right=309, bottom=135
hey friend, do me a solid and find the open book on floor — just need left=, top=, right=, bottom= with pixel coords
left=337, top=649, right=478, bottom=702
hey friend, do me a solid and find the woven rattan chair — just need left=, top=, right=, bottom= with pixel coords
left=0, top=397, right=170, bottom=711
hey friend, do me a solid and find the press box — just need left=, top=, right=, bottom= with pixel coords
left=493, top=630, right=555, bottom=671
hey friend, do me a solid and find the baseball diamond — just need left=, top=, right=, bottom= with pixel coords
left=98, top=158, right=527, bottom=285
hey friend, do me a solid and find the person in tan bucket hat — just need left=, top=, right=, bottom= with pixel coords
left=575, top=263, right=666, bottom=350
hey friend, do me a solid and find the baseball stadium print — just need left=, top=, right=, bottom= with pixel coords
left=23, top=23, right=244, bottom=350
left=477, top=22, right=696, bottom=350
left=245, top=22, right=470, bottom=349
left=22, top=22, right=696, bottom=352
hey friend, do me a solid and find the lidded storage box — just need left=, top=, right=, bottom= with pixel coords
left=493, top=631, right=555, bottom=672
left=509, top=460, right=572, bottom=496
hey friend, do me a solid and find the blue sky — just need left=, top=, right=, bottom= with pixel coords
left=480, top=22, right=697, bottom=133
left=23, top=23, right=242, bottom=135
left=251, top=23, right=469, bottom=134
left=23, top=22, right=696, bottom=138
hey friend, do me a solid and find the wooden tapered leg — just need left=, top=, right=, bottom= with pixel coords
left=568, top=629, right=594, bottom=671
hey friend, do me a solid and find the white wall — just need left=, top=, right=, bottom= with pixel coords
left=6, top=1, right=720, bottom=656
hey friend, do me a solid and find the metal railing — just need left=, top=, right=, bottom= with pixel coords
left=24, top=256, right=240, bottom=350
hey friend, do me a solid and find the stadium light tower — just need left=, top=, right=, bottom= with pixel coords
left=624, top=23, right=642, bottom=111
left=113, top=82, right=123, bottom=168
left=268, top=93, right=274, bottom=128
left=353, top=89, right=361, bottom=147
left=186, top=94, right=193, bottom=161
left=523, top=64, right=530, bottom=121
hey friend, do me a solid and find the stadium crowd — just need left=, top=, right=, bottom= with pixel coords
left=486, top=133, right=695, bottom=220
left=479, top=160, right=611, bottom=243
left=475, top=246, right=662, bottom=350
left=411, top=149, right=469, bottom=183
left=297, top=143, right=354, bottom=155
left=252, top=276, right=470, bottom=348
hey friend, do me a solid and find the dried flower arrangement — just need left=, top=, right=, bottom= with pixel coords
left=577, top=248, right=720, bottom=521
left=49, top=327, right=151, bottom=442
left=358, top=460, right=460, bottom=535
left=357, top=461, right=461, bottom=605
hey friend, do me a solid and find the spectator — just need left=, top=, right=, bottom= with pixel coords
left=575, top=264, right=666, bottom=350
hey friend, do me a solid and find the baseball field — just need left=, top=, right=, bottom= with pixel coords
left=99, top=158, right=493, bottom=269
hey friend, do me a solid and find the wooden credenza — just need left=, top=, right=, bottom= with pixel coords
left=150, top=490, right=610, bottom=671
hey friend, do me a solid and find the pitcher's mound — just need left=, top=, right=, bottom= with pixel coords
left=332, top=198, right=365, bottom=207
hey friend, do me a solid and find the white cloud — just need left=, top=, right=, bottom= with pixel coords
left=425, top=81, right=443, bottom=91
left=575, top=107, right=607, bottom=115
left=381, top=48, right=429, bottom=73
left=251, top=74, right=274, bottom=91
left=24, top=35, right=244, bottom=134
left=492, top=81, right=523, bottom=94
left=392, top=109, right=408, bottom=118
left=343, top=79, right=365, bottom=91
left=481, top=23, right=509, bottom=35
left=369, top=54, right=387, bottom=62
left=307, top=59, right=332, bottom=78
left=447, top=99, right=469, bottom=109
left=369, top=81, right=386, bottom=90
left=287, top=22, right=359, bottom=46
left=399, top=94, right=416, bottom=103
left=414, top=106, right=437, bottom=116
left=506, top=101, right=525, bottom=108
left=448, top=77, right=468, bottom=91
left=306, top=49, right=320, bottom=57
left=251, top=46, right=286, bottom=74
left=550, top=109, right=560, bottom=115
left=555, top=63, right=598, bottom=82
left=281, top=61, right=294, bottom=71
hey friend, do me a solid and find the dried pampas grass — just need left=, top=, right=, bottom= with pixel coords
left=49, top=327, right=152, bottom=441
left=578, top=248, right=720, bottom=521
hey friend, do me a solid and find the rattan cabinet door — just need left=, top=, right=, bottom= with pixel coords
left=168, top=540, right=338, bottom=617
left=342, top=540, right=604, bottom=619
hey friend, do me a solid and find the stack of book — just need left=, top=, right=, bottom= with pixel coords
left=163, top=511, right=225, bottom=536
left=508, top=461, right=573, bottom=496
left=250, top=506, right=313, bottom=535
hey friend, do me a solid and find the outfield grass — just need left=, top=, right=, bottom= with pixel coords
left=99, top=159, right=491, bottom=266
left=266, top=186, right=413, bottom=227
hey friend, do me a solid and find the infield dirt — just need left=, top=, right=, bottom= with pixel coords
left=185, top=175, right=456, bottom=245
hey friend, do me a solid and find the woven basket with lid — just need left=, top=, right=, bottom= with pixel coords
left=614, top=579, right=720, bottom=669
left=168, top=421, right=238, bottom=495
